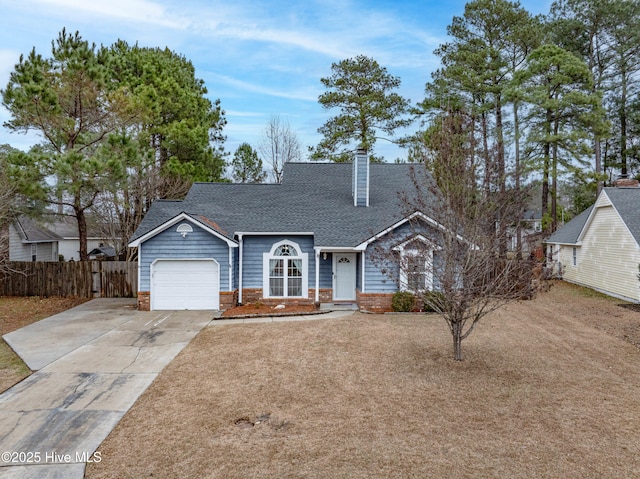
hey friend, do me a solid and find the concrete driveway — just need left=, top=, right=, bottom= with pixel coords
left=0, top=299, right=216, bottom=479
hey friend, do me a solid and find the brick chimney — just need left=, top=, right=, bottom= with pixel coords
left=614, top=177, right=640, bottom=188
left=352, top=148, right=369, bottom=207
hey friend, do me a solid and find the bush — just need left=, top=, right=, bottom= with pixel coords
left=392, top=291, right=415, bottom=312
left=422, top=291, right=446, bottom=313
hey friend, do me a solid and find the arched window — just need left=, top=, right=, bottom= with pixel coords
left=263, top=240, right=308, bottom=298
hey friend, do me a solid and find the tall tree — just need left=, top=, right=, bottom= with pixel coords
left=549, top=0, right=639, bottom=193
left=311, top=55, right=411, bottom=162
left=231, top=143, right=266, bottom=183
left=2, top=33, right=227, bottom=260
left=258, top=115, right=301, bottom=183
left=2, top=29, right=130, bottom=260
left=514, top=44, right=607, bottom=232
left=93, top=41, right=228, bottom=258
left=429, top=0, right=539, bottom=195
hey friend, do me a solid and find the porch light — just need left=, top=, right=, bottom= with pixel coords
left=323, top=252, right=327, bottom=260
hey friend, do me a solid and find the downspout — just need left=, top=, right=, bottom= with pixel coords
left=228, top=246, right=233, bottom=292
left=315, top=248, right=320, bottom=304
left=361, top=249, right=366, bottom=293
left=238, top=234, right=244, bottom=304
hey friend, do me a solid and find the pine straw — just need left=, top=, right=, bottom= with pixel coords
left=87, top=282, right=640, bottom=478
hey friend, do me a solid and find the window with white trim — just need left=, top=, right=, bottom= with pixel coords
left=263, top=240, right=308, bottom=298
left=394, top=236, right=438, bottom=293
left=572, top=247, right=577, bottom=266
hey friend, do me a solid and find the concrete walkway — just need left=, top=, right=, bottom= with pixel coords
left=0, top=300, right=354, bottom=479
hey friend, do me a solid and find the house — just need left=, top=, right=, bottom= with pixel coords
left=545, top=179, right=640, bottom=303
left=128, top=151, right=441, bottom=311
left=47, top=216, right=115, bottom=261
left=9, top=215, right=61, bottom=262
left=88, top=245, right=117, bottom=260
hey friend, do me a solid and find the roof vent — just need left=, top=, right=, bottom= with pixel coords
left=176, top=223, right=193, bottom=238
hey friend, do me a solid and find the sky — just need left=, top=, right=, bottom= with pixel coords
left=0, top=0, right=552, bottom=167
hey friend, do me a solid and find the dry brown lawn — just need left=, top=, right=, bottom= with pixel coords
left=0, top=296, right=88, bottom=392
left=87, top=282, right=640, bottom=478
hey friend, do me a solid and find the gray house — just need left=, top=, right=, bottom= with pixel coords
left=9, top=216, right=61, bottom=262
left=129, top=152, right=440, bottom=311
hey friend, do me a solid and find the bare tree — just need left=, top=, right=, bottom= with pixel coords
left=258, top=115, right=302, bottom=183
left=0, top=156, right=16, bottom=271
left=374, top=110, right=533, bottom=361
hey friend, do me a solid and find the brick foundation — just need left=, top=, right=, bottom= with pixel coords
left=220, top=290, right=238, bottom=311
left=137, top=291, right=150, bottom=311
left=357, top=290, right=394, bottom=312
left=310, top=288, right=333, bottom=303
left=240, top=288, right=315, bottom=306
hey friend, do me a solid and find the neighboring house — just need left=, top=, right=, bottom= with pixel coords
left=9, top=216, right=61, bottom=262
left=508, top=209, right=543, bottom=253
left=545, top=180, right=640, bottom=303
left=47, top=216, right=115, bottom=261
left=129, top=151, right=443, bottom=311
left=88, top=245, right=117, bottom=260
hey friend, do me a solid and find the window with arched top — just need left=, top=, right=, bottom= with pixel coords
left=393, top=235, right=440, bottom=293
left=263, top=240, right=308, bottom=298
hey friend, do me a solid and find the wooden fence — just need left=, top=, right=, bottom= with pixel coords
left=0, top=261, right=138, bottom=298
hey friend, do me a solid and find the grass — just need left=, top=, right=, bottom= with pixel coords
left=0, top=296, right=88, bottom=392
left=86, top=281, right=640, bottom=479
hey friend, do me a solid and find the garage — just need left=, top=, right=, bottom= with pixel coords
left=151, top=259, right=219, bottom=310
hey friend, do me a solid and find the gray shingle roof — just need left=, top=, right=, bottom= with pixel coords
left=545, top=205, right=593, bottom=245
left=546, top=186, right=640, bottom=245
left=604, top=187, right=640, bottom=244
left=13, top=216, right=62, bottom=243
left=130, top=162, right=422, bottom=247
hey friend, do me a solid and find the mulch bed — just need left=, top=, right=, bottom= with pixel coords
left=221, top=302, right=319, bottom=318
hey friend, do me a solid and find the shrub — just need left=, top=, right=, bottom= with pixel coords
left=392, top=291, right=415, bottom=312
left=422, top=291, right=446, bottom=313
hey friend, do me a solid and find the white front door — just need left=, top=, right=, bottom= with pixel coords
left=333, top=253, right=356, bottom=301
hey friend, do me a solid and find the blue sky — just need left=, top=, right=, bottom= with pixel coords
left=0, top=0, right=551, bottom=165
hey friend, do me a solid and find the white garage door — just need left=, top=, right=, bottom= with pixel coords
left=152, top=259, right=219, bottom=310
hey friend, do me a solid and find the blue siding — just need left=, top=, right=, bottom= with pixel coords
left=241, top=235, right=315, bottom=288
left=364, top=251, right=398, bottom=293
left=364, top=221, right=441, bottom=293
left=318, top=253, right=333, bottom=288
left=140, top=223, right=232, bottom=291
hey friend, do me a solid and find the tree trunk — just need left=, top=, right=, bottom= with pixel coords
left=452, top=321, right=464, bottom=361
left=514, top=100, right=522, bottom=254
left=76, top=207, right=89, bottom=261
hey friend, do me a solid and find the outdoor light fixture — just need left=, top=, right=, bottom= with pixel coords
left=176, top=223, right=193, bottom=238
left=323, top=252, right=327, bottom=260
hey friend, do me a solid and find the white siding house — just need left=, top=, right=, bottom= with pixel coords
left=546, top=185, right=640, bottom=303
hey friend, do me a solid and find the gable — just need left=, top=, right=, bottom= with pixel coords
left=577, top=189, right=640, bottom=248
left=128, top=213, right=238, bottom=248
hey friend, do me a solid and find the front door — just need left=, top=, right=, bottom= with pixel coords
left=333, top=253, right=356, bottom=301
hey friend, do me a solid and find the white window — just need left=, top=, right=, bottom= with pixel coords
left=263, top=240, right=309, bottom=298
left=394, top=235, right=439, bottom=293
left=572, top=247, right=577, bottom=266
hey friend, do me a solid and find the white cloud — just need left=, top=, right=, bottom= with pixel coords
left=210, top=73, right=319, bottom=102
left=33, top=0, right=189, bottom=29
